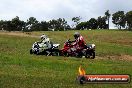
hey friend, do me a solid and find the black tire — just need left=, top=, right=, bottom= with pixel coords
left=34, top=50, right=40, bottom=55
left=76, top=53, right=82, bottom=58
left=30, top=49, right=33, bottom=54
left=44, top=49, right=51, bottom=56
left=91, top=51, right=95, bottom=59
left=55, top=52, right=60, bottom=56
left=85, top=51, right=95, bottom=59
left=36, top=51, right=39, bottom=55
left=85, top=52, right=90, bottom=58
left=54, top=49, right=60, bottom=56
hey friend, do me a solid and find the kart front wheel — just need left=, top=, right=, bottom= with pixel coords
left=85, top=51, right=95, bottom=59
left=30, top=49, right=33, bottom=54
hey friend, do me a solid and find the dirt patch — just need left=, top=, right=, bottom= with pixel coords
left=0, top=31, right=39, bottom=38
left=119, top=54, right=132, bottom=61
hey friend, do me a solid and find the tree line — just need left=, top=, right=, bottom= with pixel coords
left=0, top=10, right=132, bottom=31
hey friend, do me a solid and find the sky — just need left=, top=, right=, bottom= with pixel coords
left=0, top=0, right=132, bottom=29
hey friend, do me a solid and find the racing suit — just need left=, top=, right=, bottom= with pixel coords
left=73, top=35, right=86, bottom=51
left=42, top=38, right=53, bottom=49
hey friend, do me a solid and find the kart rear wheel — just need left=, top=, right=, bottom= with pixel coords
left=85, top=53, right=90, bottom=58
left=54, top=49, right=60, bottom=56
left=34, top=50, right=39, bottom=55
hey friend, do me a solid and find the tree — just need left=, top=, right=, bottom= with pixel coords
left=39, top=21, right=49, bottom=31
left=112, top=11, right=126, bottom=29
left=97, top=16, right=108, bottom=29
left=48, top=19, right=58, bottom=31
left=65, top=25, right=71, bottom=30
left=26, top=17, right=38, bottom=31
left=88, top=18, right=98, bottom=29
left=85, top=21, right=90, bottom=29
left=2, top=21, right=12, bottom=31
left=105, top=10, right=111, bottom=29
left=57, top=18, right=68, bottom=31
left=0, top=20, right=4, bottom=30
left=49, top=18, right=69, bottom=31
left=72, top=16, right=81, bottom=29
left=11, top=16, right=25, bottom=31
left=126, top=11, right=132, bottom=30
left=76, top=22, right=88, bottom=30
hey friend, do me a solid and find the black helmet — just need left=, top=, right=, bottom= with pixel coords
left=74, top=32, right=80, bottom=39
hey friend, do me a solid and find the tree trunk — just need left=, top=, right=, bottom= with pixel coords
left=108, top=18, right=109, bottom=29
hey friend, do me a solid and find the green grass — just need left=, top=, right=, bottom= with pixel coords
left=0, top=30, right=132, bottom=88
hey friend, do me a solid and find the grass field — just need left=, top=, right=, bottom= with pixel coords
left=0, top=30, right=132, bottom=88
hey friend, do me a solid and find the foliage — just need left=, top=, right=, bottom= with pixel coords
left=112, top=11, right=126, bottom=29
left=49, top=18, right=70, bottom=31
left=97, top=16, right=108, bottom=29
left=72, top=16, right=81, bottom=28
left=76, top=22, right=87, bottom=30
left=126, top=11, right=132, bottom=30
left=105, top=10, right=111, bottom=29
left=88, top=18, right=98, bottom=29
left=0, top=10, right=132, bottom=31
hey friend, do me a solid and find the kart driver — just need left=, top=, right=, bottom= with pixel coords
left=40, top=34, right=53, bottom=49
left=40, top=34, right=48, bottom=42
left=73, top=32, right=86, bottom=50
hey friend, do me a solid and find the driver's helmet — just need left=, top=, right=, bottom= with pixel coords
left=40, top=34, right=47, bottom=40
left=74, top=32, right=80, bottom=39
